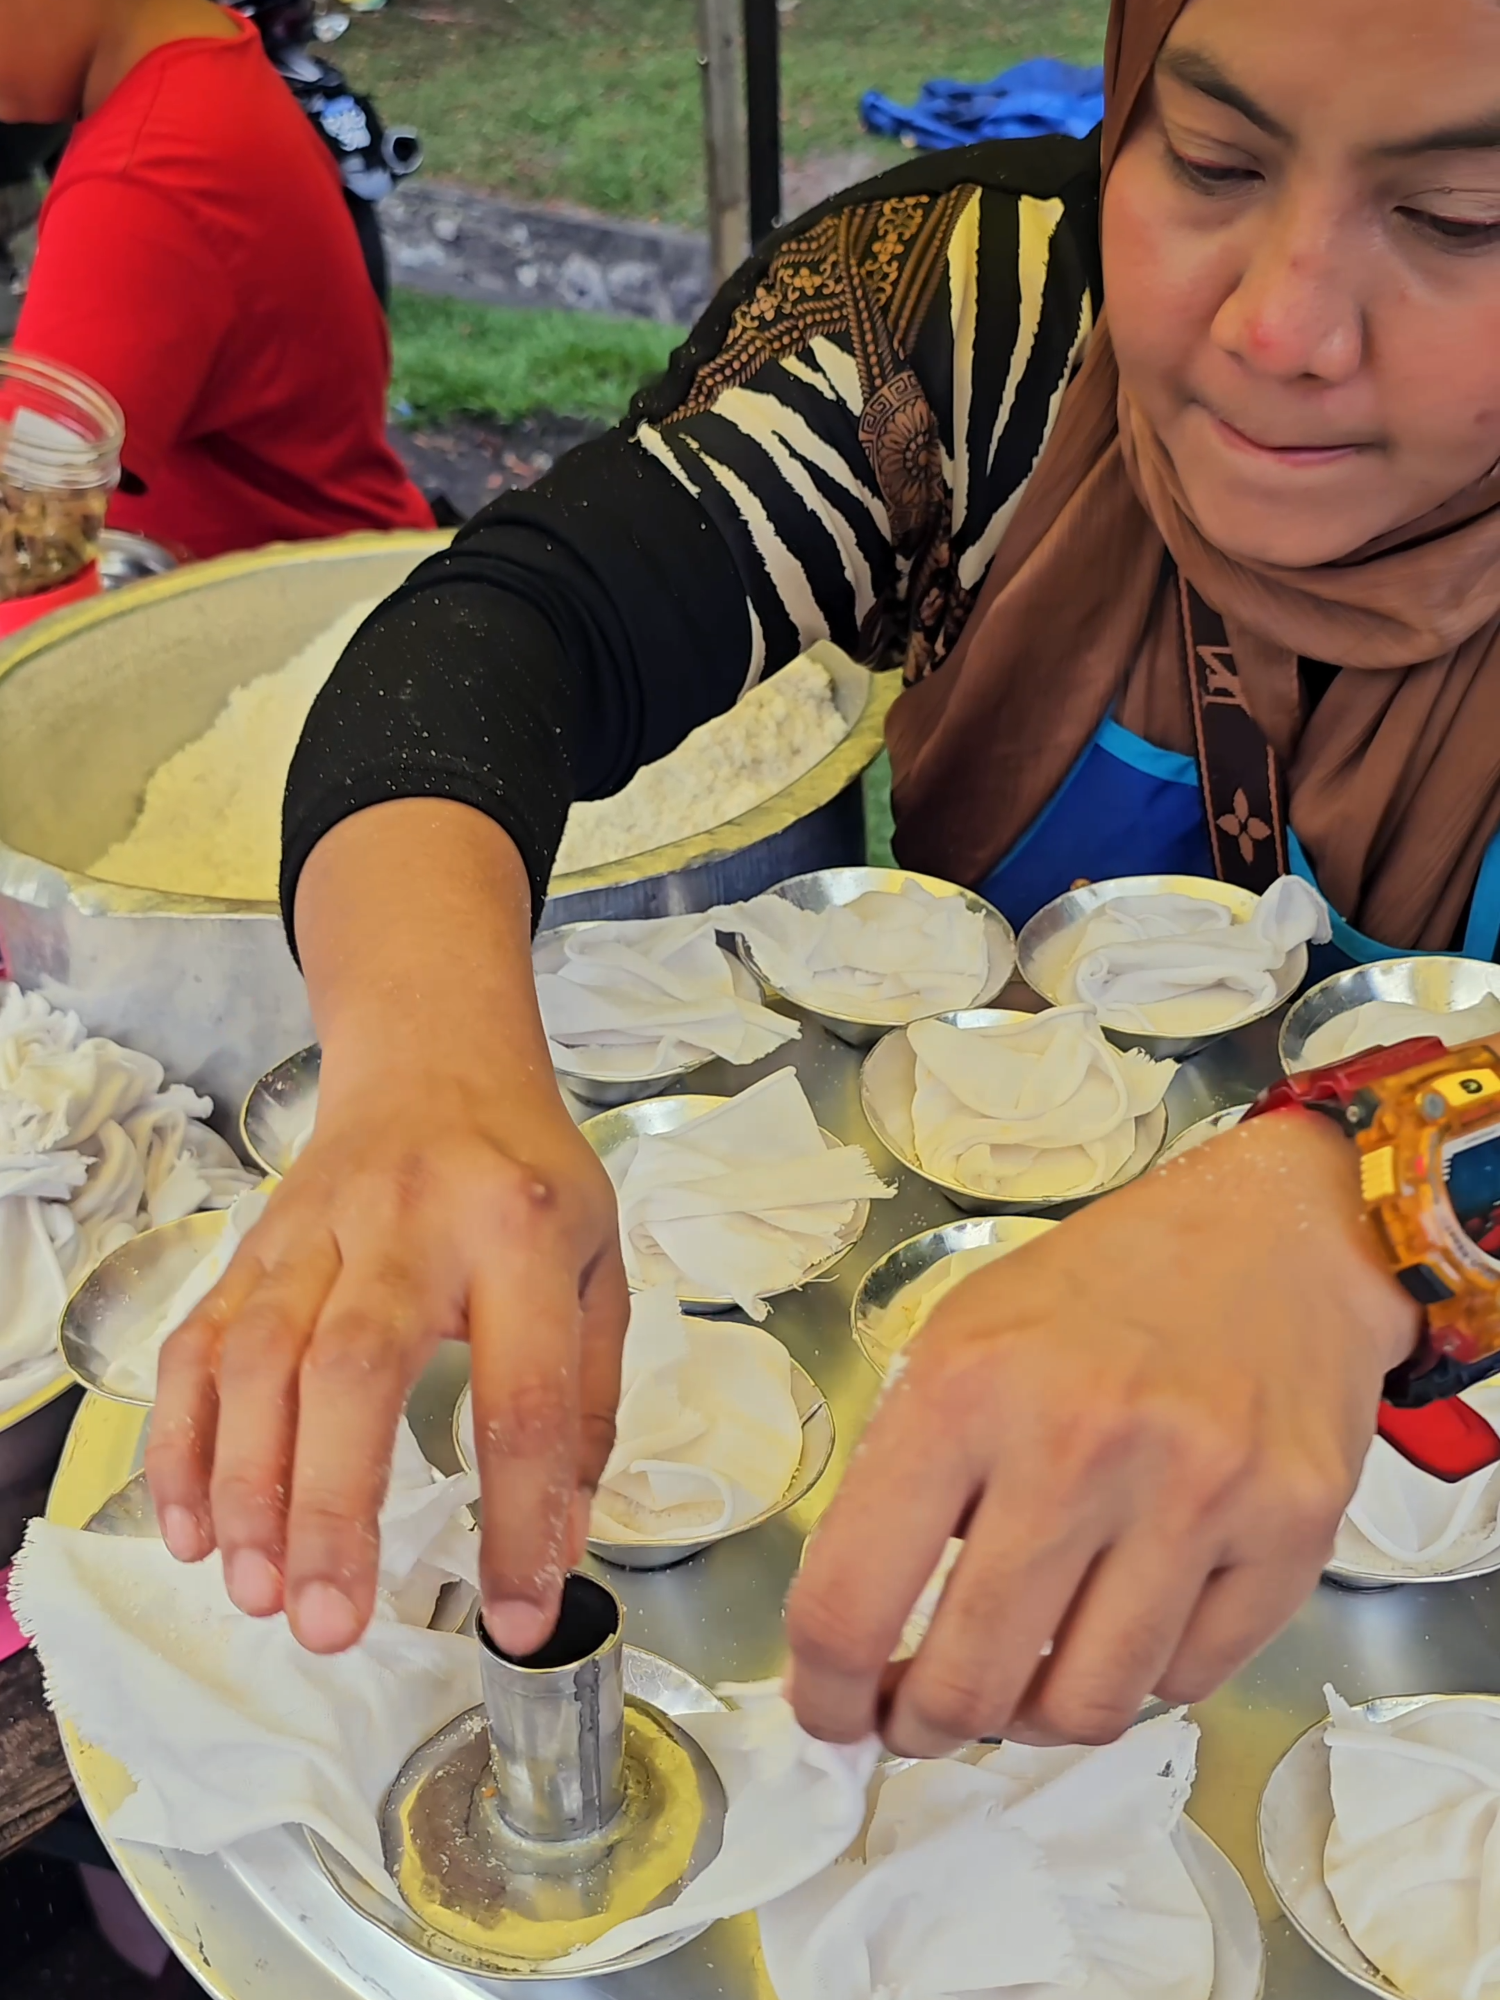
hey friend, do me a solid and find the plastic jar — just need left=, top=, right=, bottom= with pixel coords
left=0, top=351, right=124, bottom=608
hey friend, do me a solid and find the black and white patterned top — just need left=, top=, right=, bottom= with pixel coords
left=282, top=133, right=1103, bottom=927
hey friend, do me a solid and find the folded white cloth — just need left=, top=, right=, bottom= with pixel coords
left=758, top=1710, right=1214, bottom=2000
left=1336, top=1379, right=1500, bottom=1576
left=0, top=982, right=255, bottom=1411
left=1054, top=876, right=1329, bottom=1036
left=12, top=1421, right=481, bottom=1895
left=719, top=878, right=993, bottom=1022
left=101, top=1188, right=271, bottom=1401
left=908, top=1007, right=1175, bottom=1198
left=457, top=1287, right=809, bottom=1540
left=611, top=1068, right=893, bottom=1315
left=1301, top=993, right=1500, bottom=1069
left=1324, top=1686, right=1500, bottom=2000
left=535, top=915, right=799, bottom=1080
left=593, top=1287, right=804, bottom=1540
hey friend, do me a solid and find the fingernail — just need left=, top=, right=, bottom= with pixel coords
left=484, top=1598, right=554, bottom=1658
left=160, top=1505, right=204, bottom=1562
left=293, top=1581, right=362, bottom=1653
left=225, top=1548, right=283, bottom=1616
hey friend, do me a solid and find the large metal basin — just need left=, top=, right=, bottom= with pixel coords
left=0, top=534, right=892, bottom=1128
left=0, top=534, right=446, bottom=1129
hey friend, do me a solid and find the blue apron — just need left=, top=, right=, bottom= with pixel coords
left=977, top=716, right=1500, bottom=970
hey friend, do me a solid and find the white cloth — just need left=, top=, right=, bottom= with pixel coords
left=100, top=1189, right=271, bottom=1401
left=563, top=1681, right=878, bottom=1973
left=15, top=1491, right=876, bottom=1971
left=593, top=1287, right=804, bottom=1540
left=455, top=1288, right=808, bottom=1541
left=1055, top=876, right=1329, bottom=1036
left=534, top=915, right=800, bottom=1080
left=11, top=1422, right=481, bottom=1895
left=0, top=982, right=255, bottom=1410
left=719, top=879, right=992, bottom=1022
left=1323, top=1687, right=1500, bottom=2000
left=1336, top=1379, right=1500, bottom=1575
left=611, top=1068, right=893, bottom=1316
left=908, top=1007, right=1175, bottom=1199
left=1301, top=993, right=1500, bottom=1069
left=758, top=1711, right=1214, bottom=2000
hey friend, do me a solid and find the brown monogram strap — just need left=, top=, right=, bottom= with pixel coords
left=1178, top=570, right=1289, bottom=893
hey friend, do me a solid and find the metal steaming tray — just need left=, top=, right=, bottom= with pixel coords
left=45, top=996, right=1500, bottom=1999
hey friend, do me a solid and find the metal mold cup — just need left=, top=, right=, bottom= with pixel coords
left=477, top=1573, right=627, bottom=1854
left=363, top=1571, right=729, bottom=1977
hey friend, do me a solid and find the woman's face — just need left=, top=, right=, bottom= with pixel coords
left=1103, top=0, right=1500, bottom=567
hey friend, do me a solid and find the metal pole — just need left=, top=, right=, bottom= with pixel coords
left=696, top=0, right=749, bottom=287
left=743, top=0, right=782, bottom=244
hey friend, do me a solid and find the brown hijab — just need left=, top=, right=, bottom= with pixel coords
left=887, top=0, right=1500, bottom=949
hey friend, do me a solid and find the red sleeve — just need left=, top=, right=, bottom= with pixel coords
left=16, top=175, right=234, bottom=491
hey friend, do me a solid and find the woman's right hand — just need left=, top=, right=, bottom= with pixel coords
left=145, top=801, right=629, bottom=1658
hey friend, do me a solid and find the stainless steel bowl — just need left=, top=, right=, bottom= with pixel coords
left=1258, top=1694, right=1479, bottom=1997
left=859, top=1010, right=1170, bottom=1216
left=537, top=922, right=781, bottom=1108
left=851, top=1216, right=1058, bottom=1375
left=59, top=1209, right=229, bottom=1406
left=1018, top=874, right=1308, bottom=1061
left=97, top=529, right=178, bottom=591
left=1279, top=955, right=1500, bottom=1074
left=580, top=1092, right=873, bottom=1307
left=1156, top=1103, right=1253, bottom=1165
left=731, top=865, right=1017, bottom=1047
left=454, top=1349, right=835, bottom=1570
left=241, top=1043, right=320, bottom=1177
left=310, top=1648, right=727, bottom=1981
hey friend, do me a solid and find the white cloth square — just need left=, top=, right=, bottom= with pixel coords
left=1054, top=876, right=1329, bottom=1036
left=1337, top=1378, right=1500, bottom=1575
left=908, top=1006, right=1175, bottom=1199
left=758, top=1710, right=1214, bottom=2000
left=0, top=982, right=255, bottom=1411
left=535, top=915, right=799, bottom=1079
left=1302, top=993, right=1500, bottom=1068
left=611, top=1068, right=893, bottom=1315
left=1324, top=1687, right=1500, bottom=2000
left=719, top=879, right=992, bottom=1021
left=593, top=1287, right=805, bottom=1540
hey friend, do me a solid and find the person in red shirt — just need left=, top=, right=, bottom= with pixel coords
left=1, top=0, right=433, bottom=557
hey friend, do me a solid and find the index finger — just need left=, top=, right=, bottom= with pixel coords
left=786, top=1362, right=979, bottom=1742
left=469, top=1203, right=586, bottom=1656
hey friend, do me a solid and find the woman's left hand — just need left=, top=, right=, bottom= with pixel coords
left=786, top=1107, right=1419, bottom=1756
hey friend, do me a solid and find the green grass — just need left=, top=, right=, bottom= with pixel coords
left=388, top=290, right=684, bottom=422
left=342, top=0, right=1110, bottom=229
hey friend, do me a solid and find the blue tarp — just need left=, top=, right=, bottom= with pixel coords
left=860, top=56, right=1105, bottom=151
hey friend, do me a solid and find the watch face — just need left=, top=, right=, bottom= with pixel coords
left=1442, top=1125, right=1500, bottom=1266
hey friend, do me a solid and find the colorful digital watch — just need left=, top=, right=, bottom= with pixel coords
left=1244, top=1037, right=1500, bottom=1483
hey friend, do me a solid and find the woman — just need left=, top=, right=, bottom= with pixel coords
left=4, top=0, right=431, bottom=557
left=148, top=0, right=1497, bottom=1758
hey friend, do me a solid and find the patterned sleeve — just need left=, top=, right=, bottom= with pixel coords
left=630, top=166, right=1100, bottom=687
left=282, top=142, right=1102, bottom=931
